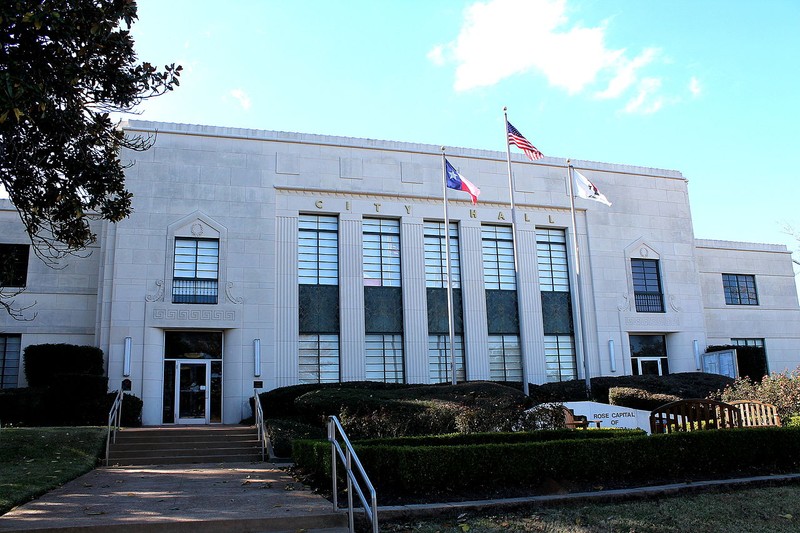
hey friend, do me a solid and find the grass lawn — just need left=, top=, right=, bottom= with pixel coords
left=380, top=483, right=800, bottom=532
left=0, top=427, right=106, bottom=515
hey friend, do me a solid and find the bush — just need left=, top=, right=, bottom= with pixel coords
left=714, top=367, right=800, bottom=422
left=266, top=418, right=326, bottom=457
left=608, top=387, right=680, bottom=411
left=591, top=372, right=733, bottom=405
left=294, top=427, right=800, bottom=501
left=23, top=344, right=104, bottom=387
left=528, top=379, right=589, bottom=403
left=105, top=392, right=143, bottom=427
left=0, top=388, right=47, bottom=426
left=258, top=381, right=411, bottom=419
left=46, top=374, right=109, bottom=425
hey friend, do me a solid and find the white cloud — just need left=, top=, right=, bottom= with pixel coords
left=229, top=89, right=252, bottom=110
left=430, top=0, right=684, bottom=114
left=689, top=76, right=702, bottom=97
left=427, top=44, right=446, bottom=66
left=595, top=48, right=658, bottom=99
left=624, top=78, right=663, bottom=114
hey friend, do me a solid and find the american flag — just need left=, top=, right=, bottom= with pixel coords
left=506, top=121, right=543, bottom=161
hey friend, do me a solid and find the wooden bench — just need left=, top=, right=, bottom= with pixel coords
left=729, top=400, right=781, bottom=427
left=563, top=407, right=601, bottom=429
left=649, top=399, right=741, bottom=434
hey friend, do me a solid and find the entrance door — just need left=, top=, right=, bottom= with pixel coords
left=176, top=361, right=210, bottom=424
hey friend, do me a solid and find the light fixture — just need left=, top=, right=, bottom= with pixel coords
left=693, top=340, right=701, bottom=371
left=123, top=337, right=132, bottom=377
left=608, top=339, right=616, bottom=372
left=253, top=339, right=261, bottom=377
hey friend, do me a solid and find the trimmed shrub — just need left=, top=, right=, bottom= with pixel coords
left=295, top=427, right=800, bottom=501
left=258, top=381, right=411, bottom=419
left=0, top=387, right=47, bottom=426
left=105, top=392, right=143, bottom=427
left=266, top=418, right=326, bottom=457
left=528, top=379, right=589, bottom=403
left=46, top=374, right=109, bottom=425
left=23, top=344, right=104, bottom=387
left=591, top=372, right=733, bottom=405
left=608, top=387, right=680, bottom=411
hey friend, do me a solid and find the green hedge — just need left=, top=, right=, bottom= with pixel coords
left=295, top=427, right=800, bottom=500
left=590, top=372, right=734, bottom=406
left=607, top=387, right=680, bottom=411
left=353, top=428, right=644, bottom=447
left=23, top=344, right=104, bottom=387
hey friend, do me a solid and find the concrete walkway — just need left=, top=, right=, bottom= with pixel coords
left=0, top=462, right=347, bottom=533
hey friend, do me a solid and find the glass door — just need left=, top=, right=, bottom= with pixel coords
left=176, top=361, right=210, bottom=424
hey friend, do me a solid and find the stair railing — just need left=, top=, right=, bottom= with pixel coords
left=328, top=415, right=377, bottom=533
left=253, top=389, right=272, bottom=461
left=105, top=388, right=124, bottom=466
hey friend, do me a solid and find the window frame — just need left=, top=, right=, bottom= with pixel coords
left=299, top=334, right=340, bottom=384
left=365, top=334, right=404, bottom=383
left=631, top=258, right=664, bottom=313
left=299, top=214, right=339, bottom=286
left=424, top=221, right=461, bottom=289
left=536, top=228, right=570, bottom=292
left=482, top=225, right=516, bottom=290
left=722, top=274, right=759, bottom=306
left=0, top=334, right=21, bottom=389
left=0, top=244, right=30, bottom=288
left=428, top=334, right=466, bottom=383
left=362, top=218, right=401, bottom=287
left=172, top=237, right=220, bottom=304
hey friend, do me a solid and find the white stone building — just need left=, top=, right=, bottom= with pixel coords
left=1, top=121, right=798, bottom=425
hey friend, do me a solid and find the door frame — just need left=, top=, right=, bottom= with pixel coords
left=175, top=360, right=211, bottom=424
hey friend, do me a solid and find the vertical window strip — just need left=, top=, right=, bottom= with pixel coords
left=481, top=225, right=516, bottom=290
left=428, top=334, right=466, bottom=383
left=731, top=338, right=764, bottom=348
left=488, top=334, right=522, bottom=381
left=299, top=214, right=339, bottom=285
left=536, top=229, right=570, bottom=292
left=424, top=221, right=461, bottom=288
left=299, top=334, right=340, bottom=384
left=544, top=335, right=577, bottom=382
left=365, top=334, right=404, bottom=383
left=0, top=335, right=21, bottom=389
left=363, top=219, right=401, bottom=287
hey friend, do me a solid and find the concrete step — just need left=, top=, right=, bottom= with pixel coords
left=108, top=425, right=263, bottom=466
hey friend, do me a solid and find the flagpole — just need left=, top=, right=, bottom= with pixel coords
left=567, top=159, right=591, bottom=391
left=503, top=107, right=529, bottom=396
left=441, top=148, right=458, bottom=385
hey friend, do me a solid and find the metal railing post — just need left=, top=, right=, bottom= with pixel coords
left=328, top=415, right=377, bottom=533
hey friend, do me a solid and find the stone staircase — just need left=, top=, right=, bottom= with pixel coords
left=107, top=425, right=263, bottom=466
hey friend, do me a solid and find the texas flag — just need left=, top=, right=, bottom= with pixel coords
left=445, top=159, right=480, bottom=204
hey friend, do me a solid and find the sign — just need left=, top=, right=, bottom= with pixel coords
left=563, top=401, right=652, bottom=434
left=703, top=349, right=738, bottom=378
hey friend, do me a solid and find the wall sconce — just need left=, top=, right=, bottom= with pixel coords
left=253, top=339, right=261, bottom=377
left=608, top=339, right=616, bottom=372
left=123, top=337, right=132, bottom=377
left=693, top=340, right=701, bottom=371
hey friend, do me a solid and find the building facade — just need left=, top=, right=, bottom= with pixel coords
left=1, top=121, right=799, bottom=425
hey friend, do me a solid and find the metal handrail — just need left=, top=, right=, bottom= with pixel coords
left=253, top=389, right=271, bottom=461
left=328, top=415, right=378, bottom=533
left=105, top=388, right=124, bottom=466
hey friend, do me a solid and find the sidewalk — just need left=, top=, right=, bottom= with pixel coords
left=0, top=462, right=346, bottom=532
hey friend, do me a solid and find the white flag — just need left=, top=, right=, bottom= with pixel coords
left=574, top=169, right=612, bottom=207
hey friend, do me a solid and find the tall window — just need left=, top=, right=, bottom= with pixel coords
left=173, top=238, right=219, bottom=304
left=631, top=258, right=663, bottom=313
left=365, top=334, right=404, bottom=383
left=0, top=335, right=21, bottom=389
left=298, top=215, right=340, bottom=383
left=299, top=215, right=338, bottom=285
left=545, top=335, right=576, bottom=382
left=488, top=335, right=522, bottom=381
left=299, top=334, right=340, bottom=384
left=536, top=229, right=569, bottom=292
left=723, top=274, right=758, bottom=305
left=0, top=244, right=29, bottom=287
left=429, top=334, right=465, bottom=383
left=482, top=225, right=515, bottom=290
left=424, top=221, right=460, bottom=288
left=363, top=219, right=401, bottom=286
left=630, top=334, right=669, bottom=376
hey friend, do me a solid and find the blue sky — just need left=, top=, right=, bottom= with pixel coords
left=127, top=0, right=800, bottom=259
